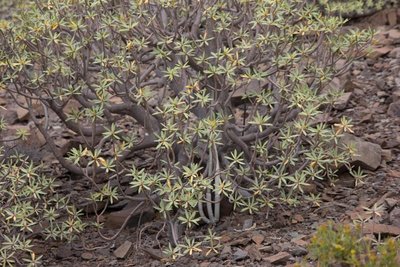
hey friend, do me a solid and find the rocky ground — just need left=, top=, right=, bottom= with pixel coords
left=1, top=8, right=400, bottom=267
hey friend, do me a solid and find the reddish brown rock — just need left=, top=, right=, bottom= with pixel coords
left=104, top=200, right=154, bottom=229
left=368, top=46, right=393, bottom=59
left=264, top=251, right=291, bottom=264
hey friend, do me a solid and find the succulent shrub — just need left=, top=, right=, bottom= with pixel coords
left=317, top=0, right=399, bottom=17
left=0, top=0, right=374, bottom=257
left=0, top=121, right=85, bottom=266
left=306, top=221, right=400, bottom=267
left=0, top=0, right=30, bottom=19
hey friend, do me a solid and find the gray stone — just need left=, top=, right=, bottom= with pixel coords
left=113, top=241, right=132, bottom=259
left=232, top=248, right=248, bottom=261
left=54, top=246, right=73, bottom=259
left=389, top=47, right=400, bottom=58
left=81, top=252, right=94, bottom=260
left=242, top=218, right=253, bottom=231
left=291, top=246, right=308, bottom=257
left=336, top=172, right=355, bottom=188
left=340, top=134, right=382, bottom=171
left=221, top=245, right=232, bottom=256
left=368, top=46, right=393, bottom=59
left=389, top=207, right=400, bottom=228
left=334, top=92, right=352, bottom=110
left=387, top=101, right=400, bottom=117
left=385, top=198, right=398, bottom=209
left=392, top=90, right=400, bottom=102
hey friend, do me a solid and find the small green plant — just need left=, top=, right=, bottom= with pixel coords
left=307, top=221, right=400, bottom=267
left=317, top=0, right=399, bottom=17
left=0, top=121, right=85, bottom=266
left=0, top=0, right=374, bottom=259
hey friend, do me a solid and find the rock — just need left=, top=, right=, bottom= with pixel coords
left=1, top=124, right=48, bottom=163
left=367, top=46, right=393, bottom=59
left=221, top=245, right=232, bottom=257
left=290, top=246, right=308, bottom=257
left=377, top=90, right=388, bottom=97
left=381, top=149, right=393, bottom=162
left=104, top=200, right=154, bottom=229
left=232, top=248, right=248, bottom=261
left=334, top=92, right=352, bottom=110
left=54, top=246, right=73, bottom=259
left=219, top=234, right=232, bottom=243
left=291, top=238, right=308, bottom=247
left=54, top=137, right=81, bottom=157
left=81, top=252, right=94, bottom=260
left=388, top=29, right=400, bottom=40
left=109, top=260, right=118, bottom=266
left=242, top=218, right=253, bottom=231
left=142, top=248, right=163, bottom=261
left=0, top=96, right=6, bottom=106
left=336, top=172, right=355, bottom=188
left=124, top=186, right=138, bottom=196
left=264, top=251, right=291, bottom=264
left=246, top=244, right=263, bottom=261
left=251, top=234, right=265, bottom=245
left=228, top=236, right=251, bottom=246
left=96, top=248, right=110, bottom=257
left=231, top=79, right=262, bottom=105
left=15, top=107, right=30, bottom=122
left=381, top=138, right=400, bottom=149
left=388, top=170, right=400, bottom=178
left=387, top=101, right=400, bottom=117
left=389, top=207, right=400, bottom=228
left=220, top=197, right=234, bottom=217
left=109, top=96, right=124, bottom=105
left=385, top=198, right=398, bottom=209
left=335, top=59, right=346, bottom=70
left=108, top=199, right=130, bottom=210
left=389, top=47, right=400, bottom=58
left=368, top=11, right=389, bottom=26
left=260, top=245, right=273, bottom=253
left=63, top=99, right=82, bottom=114
left=362, top=223, right=400, bottom=236
left=360, top=112, right=372, bottom=123
left=302, top=183, right=317, bottom=194
left=340, top=134, right=382, bottom=171
left=292, top=214, right=304, bottom=224
left=113, top=241, right=132, bottom=259
left=387, top=10, right=397, bottom=26
left=328, top=77, right=341, bottom=90
left=1, top=110, right=18, bottom=124
left=392, top=90, right=400, bottom=102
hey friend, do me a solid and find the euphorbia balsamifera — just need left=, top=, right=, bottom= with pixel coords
left=0, top=0, right=373, bottom=258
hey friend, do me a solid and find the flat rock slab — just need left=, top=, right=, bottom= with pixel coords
left=104, top=200, right=155, bottom=229
left=264, top=251, right=291, bottom=264
left=362, top=223, right=400, bottom=236
left=334, top=92, right=353, bottom=111
left=113, top=241, right=132, bottom=259
left=340, top=133, right=382, bottom=171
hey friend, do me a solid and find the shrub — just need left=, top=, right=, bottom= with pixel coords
left=306, top=221, right=400, bottom=267
left=317, top=0, right=398, bottom=17
left=0, top=120, right=85, bottom=266
left=0, top=0, right=373, bottom=258
left=0, top=0, right=29, bottom=19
